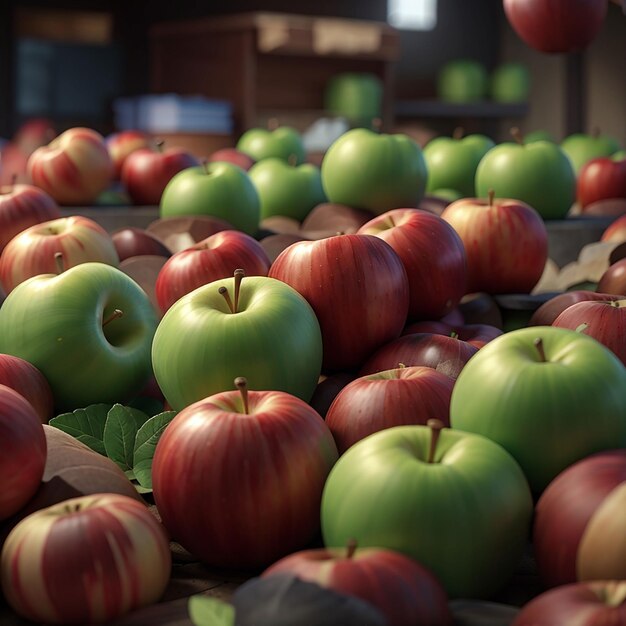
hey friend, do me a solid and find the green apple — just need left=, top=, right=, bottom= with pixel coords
left=450, top=326, right=626, bottom=493
left=248, top=158, right=327, bottom=222
left=475, top=139, right=576, bottom=219
left=324, top=73, right=382, bottom=127
left=613, top=150, right=626, bottom=161
left=159, top=163, right=260, bottom=236
left=437, top=60, right=488, bottom=103
left=321, top=422, right=533, bottom=599
left=152, top=273, right=323, bottom=410
left=429, top=188, right=463, bottom=202
left=525, top=130, right=556, bottom=144
left=561, top=132, right=621, bottom=173
left=0, top=262, right=158, bottom=411
left=236, top=126, right=306, bottom=165
left=490, top=63, right=530, bottom=103
left=424, top=132, right=495, bottom=197
left=321, top=129, right=428, bottom=214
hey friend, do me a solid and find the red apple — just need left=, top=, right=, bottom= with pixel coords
left=1, top=493, right=171, bottom=624
left=585, top=198, right=626, bottom=218
left=13, top=118, right=56, bottom=156
left=403, top=320, right=502, bottom=349
left=0, top=215, right=119, bottom=293
left=208, top=147, right=255, bottom=171
left=597, top=259, right=626, bottom=295
left=106, top=130, right=153, bottom=179
left=269, top=234, right=409, bottom=372
left=121, top=144, right=199, bottom=206
left=326, top=366, right=454, bottom=454
left=112, top=227, right=172, bottom=262
left=441, top=192, right=548, bottom=295
left=602, top=215, right=626, bottom=244
left=0, top=385, right=46, bottom=521
left=262, top=542, right=453, bottom=626
left=357, top=209, right=467, bottom=320
left=28, top=127, right=114, bottom=206
left=529, top=291, right=622, bottom=326
left=156, top=229, right=271, bottom=313
left=578, top=158, right=626, bottom=209
left=0, top=183, right=60, bottom=254
left=0, top=143, right=31, bottom=185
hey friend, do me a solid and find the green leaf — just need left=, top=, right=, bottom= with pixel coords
left=133, top=411, right=177, bottom=489
left=132, top=481, right=153, bottom=495
left=188, top=595, right=235, bottom=626
left=49, top=404, right=113, bottom=455
left=103, top=404, right=150, bottom=472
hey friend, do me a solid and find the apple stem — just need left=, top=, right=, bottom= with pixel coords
left=155, top=139, right=165, bottom=153
left=218, top=286, right=235, bottom=313
left=397, top=362, right=406, bottom=369
left=510, top=127, right=524, bottom=145
left=346, top=539, right=358, bottom=559
left=452, top=126, right=464, bottom=140
left=233, top=268, right=245, bottom=314
left=426, top=418, right=445, bottom=464
left=63, top=502, right=82, bottom=514
left=450, top=331, right=459, bottom=339
left=287, top=153, right=298, bottom=167
left=103, top=309, right=124, bottom=327
left=54, top=252, right=65, bottom=274
left=267, top=117, right=279, bottom=131
left=534, top=337, right=547, bottom=362
left=575, top=322, right=589, bottom=333
left=234, top=377, right=249, bottom=414
left=201, top=159, right=210, bottom=175
left=488, top=189, right=495, bottom=207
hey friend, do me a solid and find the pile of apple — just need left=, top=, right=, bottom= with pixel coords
left=1, top=117, right=626, bottom=626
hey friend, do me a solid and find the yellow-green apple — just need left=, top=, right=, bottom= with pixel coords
left=152, top=378, right=338, bottom=568
left=0, top=385, right=46, bottom=521
left=357, top=208, right=467, bottom=320
left=237, top=125, right=306, bottom=165
left=208, top=147, right=255, bottom=171
left=533, top=449, right=626, bottom=588
left=562, top=131, right=621, bottom=174
left=578, top=157, right=626, bottom=209
left=597, top=259, right=626, bottom=295
left=0, top=215, right=119, bottom=293
left=27, top=127, right=114, bottom=206
left=262, top=542, right=453, bottom=626
left=0, top=493, right=171, bottom=624
left=326, top=365, right=454, bottom=454
left=441, top=191, right=548, bottom=294
left=121, top=143, right=199, bottom=206
left=321, top=421, right=533, bottom=599
left=0, top=262, right=158, bottom=411
left=111, top=227, right=172, bottom=262
left=0, top=183, right=60, bottom=254
left=269, top=234, right=409, bottom=372
left=403, top=320, right=502, bottom=349
left=106, top=130, right=152, bottom=179
left=529, top=291, right=622, bottom=326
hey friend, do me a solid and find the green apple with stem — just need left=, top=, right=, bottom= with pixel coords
left=236, top=120, right=306, bottom=165
left=561, top=129, right=621, bottom=174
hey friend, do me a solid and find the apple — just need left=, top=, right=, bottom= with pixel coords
left=403, top=321, right=502, bottom=348
left=237, top=124, right=306, bottom=165
left=147, top=215, right=232, bottom=253
left=562, top=131, right=621, bottom=174
left=511, top=581, right=626, bottom=626
left=249, top=157, right=327, bottom=222
left=437, top=60, right=488, bottom=103
left=269, top=234, right=409, bottom=372
left=503, top=0, right=608, bottom=54
left=525, top=130, right=557, bottom=144
left=0, top=262, right=158, bottom=411
left=321, top=421, right=533, bottom=598
left=160, top=163, right=261, bottom=236
left=155, top=229, right=271, bottom=313
left=13, top=118, right=56, bottom=156
left=429, top=188, right=463, bottom=202
left=263, top=541, right=453, bottom=626
left=578, top=157, right=626, bottom=208
left=208, top=147, right=255, bottom=171
left=152, top=272, right=323, bottom=410
left=0, top=143, right=30, bottom=185
left=1, top=493, right=171, bottom=624
left=106, top=130, right=152, bottom=179
left=0, top=183, right=60, bottom=254
left=28, top=127, right=114, bottom=206
left=441, top=191, right=548, bottom=294
left=0, top=385, right=46, bottom=521
left=533, top=449, right=626, bottom=588
left=597, top=258, right=626, bottom=295
left=0, top=215, right=119, bottom=293
left=450, top=326, right=626, bottom=493
left=357, top=208, right=467, bottom=320
left=112, top=227, right=172, bottom=262
left=529, top=291, right=622, bottom=326
left=324, top=73, right=383, bottom=127
left=614, top=150, right=626, bottom=161
left=490, top=62, right=530, bottom=103
left=152, top=378, right=338, bottom=568
left=583, top=198, right=626, bottom=217
left=326, top=365, right=454, bottom=454
left=308, top=373, right=356, bottom=419
left=423, top=130, right=495, bottom=198
left=260, top=233, right=308, bottom=264
left=602, top=215, right=626, bottom=244
left=321, top=129, right=428, bottom=215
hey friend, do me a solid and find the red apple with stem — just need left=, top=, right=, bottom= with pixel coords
left=357, top=208, right=467, bottom=320
left=263, top=540, right=453, bottom=626
left=578, top=157, right=626, bottom=209
left=529, top=291, right=622, bottom=326
left=111, top=227, right=172, bottom=262
left=106, top=130, right=153, bottom=179
left=326, top=365, right=453, bottom=454
left=403, top=320, right=502, bottom=349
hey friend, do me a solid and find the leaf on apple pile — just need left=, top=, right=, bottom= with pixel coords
left=188, top=595, right=235, bottom=626
left=133, top=411, right=177, bottom=490
left=103, top=404, right=151, bottom=475
left=49, top=404, right=113, bottom=455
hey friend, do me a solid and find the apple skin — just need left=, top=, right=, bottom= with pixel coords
left=28, top=127, right=114, bottom=206
left=403, top=321, right=502, bottom=349
left=106, top=130, right=152, bottom=179
left=324, top=73, right=383, bottom=126
left=578, top=157, right=626, bottom=209
left=602, top=215, right=626, bottom=243
left=208, top=148, right=255, bottom=171
left=13, top=118, right=56, bottom=156
left=0, top=493, right=171, bottom=624
left=450, top=326, right=626, bottom=493
left=309, top=373, right=356, bottom=419
left=152, top=275, right=323, bottom=410
left=503, top=0, right=608, bottom=54
left=112, top=227, right=172, bottom=262
left=511, top=581, right=626, bottom=626
left=533, top=449, right=626, bottom=588
left=490, top=62, right=530, bottom=103
left=321, top=129, right=428, bottom=215
left=437, top=60, right=488, bottom=103
left=262, top=545, right=453, bottom=626
left=0, top=262, right=158, bottom=412
left=269, top=234, right=409, bottom=372
left=236, top=126, right=306, bottom=165
left=562, top=133, right=621, bottom=174
left=529, top=291, right=622, bottom=326
left=0, top=385, right=46, bottom=521
left=475, top=140, right=576, bottom=220
left=0, top=215, right=120, bottom=293
left=122, top=145, right=199, bottom=206
left=357, top=209, right=467, bottom=320
left=301, top=203, right=374, bottom=235
left=0, top=184, right=60, bottom=254
left=441, top=196, right=548, bottom=294
left=155, top=229, right=271, bottom=313
left=0, top=143, right=31, bottom=186
left=597, top=259, right=626, bottom=295
left=152, top=387, right=338, bottom=569
left=321, top=424, right=533, bottom=599
left=326, top=366, right=454, bottom=454
left=160, top=163, right=261, bottom=236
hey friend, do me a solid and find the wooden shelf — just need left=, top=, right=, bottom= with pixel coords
left=394, top=100, right=529, bottom=119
